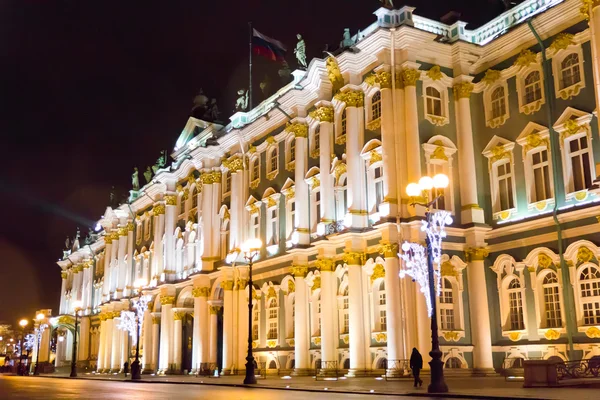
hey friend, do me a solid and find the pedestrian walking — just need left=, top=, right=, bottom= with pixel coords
left=409, top=347, right=423, bottom=388
left=123, top=361, right=129, bottom=377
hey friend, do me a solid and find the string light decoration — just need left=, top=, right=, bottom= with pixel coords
left=400, top=242, right=432, bottom=315
left=118, top=311, right=137, bottom=345
left=24, top=334, right=36, bottom=352
left=132, top=295, right=151, bottom=330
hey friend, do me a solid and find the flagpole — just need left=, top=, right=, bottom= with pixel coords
left=248, top=21, right=253, bottom=110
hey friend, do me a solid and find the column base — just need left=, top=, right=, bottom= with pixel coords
left=471, top=367, right=497, bottom=376
left=460, top=207, right=485, bottom=225
left=142, top=367, right=154, bottom=374
left=386, top=368, right=408, bottom=377
left=221, top=368, right=234, bottom=376
left=292, top=368, right=313, bottom=376
left=109, top=368, right=121, bottom=374
left=346, top=368, right=371, bottom=377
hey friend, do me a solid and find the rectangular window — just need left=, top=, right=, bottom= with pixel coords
left=380, top=310, right=387, bottom=331
left=270, top=208, right=278, bottom=245
left=496, top=161, right=514, bottom=211
left=440, top=308, right=455, bottom=330
left=379, top=293, right=386, bottom=305
left=543, top=286, right=562, bottom=328
left=583, top=302, right=600, bottom=325
left=531, top=149, right=552, bottom=202
left=252, top=324, right=259, bottom=340
left=343, top=312, right=349, bottom=334
left=569, top=136, right=592, bottom=192
left=509, top=291, right=525, bottom=330
left=268, top=322, right=277, bottom=339
left=252, top=215, right=260, bottom=239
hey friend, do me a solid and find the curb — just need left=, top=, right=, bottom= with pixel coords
left=27, top=374, right=550, bottom=400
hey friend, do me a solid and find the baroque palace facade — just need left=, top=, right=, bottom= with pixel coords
left=36, top=0, right=600, bottom=376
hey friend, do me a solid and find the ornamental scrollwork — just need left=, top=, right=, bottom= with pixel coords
left=334, top=90, right=364, bottom=107
left=192, top=287, right=210, bottom=298
left=482, top=69, right=501, bottom=86
left=222, top=280, right=234, bottom=291
left=311, top=276, right=321, bottom=291
left=465, top=247, right=489, bottom=262
left=377, top=242, right=398, bottom=258
left=370, top=263, right=385, bottom=283
left=452, top=82, right=474, bottom=99
left=289, top=264, right=308, bottom=277
left=342, top=251, right=365, bottom=265
left=222, top=157, right=244, bottom=172
left=549, top=33, right=575, bottom=53
left=364, top=70, right=392, bottom=89
left=326, top=57, right=344, bottom=94
left=577, top=246, right=594, bottom=263
left=401, top=68, right=420, bottom=86
left=538, top=253, right=554, bottom=269
left=490, top=145, right=510, bottom=164
left=309, top=106, right=334, bottom=122
left=426, top=65, right=443, bottom=81
left=315, top=258, right=335, bottom=272
left=513, top=49, right=537, bottom=69
left=333, top=163, right=347, bottom=181
left=285, top=122, right=308, bottom=138
left=524, top=132, right=548, bottom=153
left=369, top=151, right=382, bottom=166
left=165, top=195, right=177, bottom=206
left=159, top=295, right=175, bottom=305
left=153, top=204, right=166, bottom=216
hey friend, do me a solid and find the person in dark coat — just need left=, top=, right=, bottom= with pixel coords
left=409, top=348, right=423, bottom=387
left=123, top=361, right=129, bottom=377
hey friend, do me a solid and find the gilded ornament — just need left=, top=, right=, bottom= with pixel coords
left=152, top=316, right=161, bottom=324
left=252, top=340, right=258, bottom=349
left=426, top=65, right=443, bottom=81
left=443, top=331, right=460, bottom=342
left=153, top=204, right=166, bottom=216
left=285, top=122, right=308, bottom=138
left=309, top=106, right=334, bottom=123
left=369, top=150, right=382, bottom=166
left=267, top=287, right=277, bottom=299
left=394, top=71, right=404, bottom=89
left=211, top=170, right=222, bottom=183
left=222, top=280, right=234, bottom=291
left=266, top=170, right=278, bottom=180
left=176, top=184, right=183, bottom=193
left=374, top=332, right=387, bottom=343
left=431, top=146, right=448, bottom=161
left=110, top=231, right=119, bottom=241
left=289, top=264, right=308, bottom=277
left=309, top=177, right=320, bottom=188
left=342, top=251, right=365, bottom=265
left=165, top=195, right=177, bottom=206
left=224, top=209, right=230, bottom=220
left=378, top=243, right=398, bottom=258
left=585, top=326, right=600, bottom=338
left=441, top=261, right=457, bottom=277
left=266, top=340, right=277, bottom=348
left=118, top=227, right=128, bottom=237
left=401, top=68, right=420, bottom=86
left=248, top=203, right=260, bottom=215
left=283, top=188, right=295, bottom=200
left=266, top=136, right=277, bottom=146
left=334, top=90, right=364, bottom=107
left=366, top=118, right=381, bottom=130
left=465, top=248, right=489, bottom=262
left=524, top=132, right=548, bottom=153
left=326, top=56, right=344, bottom=94
left=534, top=200, right=548, bottom=211
left=235, top=278, right=248, bottom=290
left=315, top=258, right=335, bottom=272
left=538, top=253, right=554, bottom=269
left=181, top=188, right=189, bottom=201
left=310, top=148, right=320, bottom=159
left=333, top=163, right=347, bottom=181
left=575, top=190, right=588, bottom=201
left=577, top=246, right=594, bottom=263
left=192, top=287, right=210, bottom=297
left=544, top=329, right=561, bottom=340
left=364, top=70, right=392, bottom=89
left=342, top=335, right=349, bottom=344
left=499, top=210, right=511, bottom=221
left=311, top=276, right=321, bottom=291
left=223, top=157, right=244, bottom=172
left=266, top=197, right=278, bottom=208
left=453, top=82, right=474, bottom=99
left=550, top=33, right=575, bottom=53
left=250, top=179, right=259, bottom=189
left=370, top=263, right=385, bottom=283
left=490, top=145, right=510, bottom=163
left=508, top=332, right=522, bottom=341
left=248, top=145, right=257, bottom=154
left=482, top=69, right=501, bottom=86
left=580, top=0, right=600, bottom=20
left=159, top=296, right=175, bottom=305
left=287, top=280, right=295, bottom=293
left=187, top=174, right=196, bottom=186
left=209, top=305, right=222, bottom=315
left=561, top=119, right=582, bottom=141
left=173, top=311, right=185, bottom=321
left=61, top=272, right=68, bottom=279
left=58, top=315, right=74, bottom=326
left=285, top=160, right=295, bottom=172
left=334, top=134, right=346, bottom=145
left=514, top=49, right=537, bottom=68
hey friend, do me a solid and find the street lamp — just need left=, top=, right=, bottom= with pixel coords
left=70, top=301, right=83, bottom=378
left=131, top=280, right=149, bottom=381
left=402, top=174, right=450, bottom=394
left=33, top=313, right=47, bottom=376
left=242, top=238, right=262, bottom=385
left=18, top=319, right=28, bottom=375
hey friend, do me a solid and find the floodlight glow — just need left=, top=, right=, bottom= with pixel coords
left=94, top=223, right=101, bottom=232
left=72, top=300, right=83, bottom=311
left=418, top=176, right=434, bottom=191
left=19, top=319, right=28, bottom=328
left=433, top=174, right=449, bottom=189
left=36, top=313, right=45, bottom=321
left=291, top=231, right=299, bottom=245
left=406, top=183, right=421, bottom=197
left=241, top=238, right=262, bottom=254
left=58, top=336, right=64, bottom=342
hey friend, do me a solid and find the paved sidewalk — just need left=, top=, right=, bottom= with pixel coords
left=38, top=372, right=600, bottom=399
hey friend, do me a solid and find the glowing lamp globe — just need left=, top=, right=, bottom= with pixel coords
left=134, top=278, right=147, bottom=289
left=433, top=174, right=449, bottom=189
left=72, top=300, right=83, bottom=311
left=406, top=183, right=421, bottom=197
left=36, top=313, right=45, bottom=321
left=418, top=176, right=434, bottom=191
left=19, top=319, right=28, bottom=328
left=242, top=238, right=263, bottom=255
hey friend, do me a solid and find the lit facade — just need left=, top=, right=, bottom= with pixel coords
left=48, top=0, right=600, bottom=376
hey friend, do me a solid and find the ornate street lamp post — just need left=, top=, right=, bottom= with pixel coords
left=130, top=281, right=150, bottom=381
left=401, top=174, right=451, bottom=394
left=18, top=319, right=28, bottom=375
left=33, top=313, right=47, bottom=376
left=70, top=301, right=83, bottom=378
left=242, top=238, right=263, bottom=385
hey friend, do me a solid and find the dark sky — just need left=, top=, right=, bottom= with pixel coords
left=0, top=0, right=509, bottom=325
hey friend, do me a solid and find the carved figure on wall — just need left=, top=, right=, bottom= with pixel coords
left=132, top=167, right=139, bottom=191
left=65, top=237, right=70, bottom=250
left=294, top=34, right=307, bottom=69
left=260, top=74, right=271, bottom=98
left=235, top=89, right=249, bottom=111
left=340, top=28, right=355, bottom=48
left=144, top=166, right=153, bottom=184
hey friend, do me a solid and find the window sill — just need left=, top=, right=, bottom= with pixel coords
left=578, top=325, right=600, bottom=338
left=493, top=208, right=517, bottom=221
left=502, top=330, right=527, bottom=342
left=520, top=99, right=544, bottom=115
left=527, top=198, right=554, bottom=212
left=335, top=134, right=346, bottom=145
left=557, top=83, right=583, bottom=100
left=366, top=118, right=381, bottom=130
left=250, top=179, right=260, bottom=189
left=487, top=115, right=508, bottom=129
left=266, top=170, right=278, bottom=181
left=439, top=330, right=465, bottom=342
left=537, top=327, right=565, bottom=340
left=566, top=189, right=590, bottom=202
left=371, top=331, right=387, bottom=343
left=425, top=114, right=449, bottom=127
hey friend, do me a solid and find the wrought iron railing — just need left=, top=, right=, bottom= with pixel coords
left=315, top=361, right=339, bottom=381
left=385, top=359, right=409, bottom=381
left=556, top=359, right=600, bottom=381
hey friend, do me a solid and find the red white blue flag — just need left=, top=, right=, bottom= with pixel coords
left=252, top=29, right=287, bottom=62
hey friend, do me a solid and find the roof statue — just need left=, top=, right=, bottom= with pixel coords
left=131, top=167, right=139, bottom=191
left=152, top=150, right=167, bottom=174
left=202, top=98, right=220, bottom=122
left=294, top=34, right=307, bottom=70
left=340, top=28, right=356, bottom=49
left=84, top=228, right=98, bottom=245
left=380, top=0, right=394, bottom=9
left=65, top=236, right=70, bottom=250
left=72, top=227, right=80, bottom=251
left=191, top=88, right=209, bottom=117
left=235, top=89, right=249, bottom=112
left=144, top=166, right=153, bottom=184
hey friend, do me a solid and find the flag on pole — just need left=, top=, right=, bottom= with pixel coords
left=252, top=29, right=287, bottom=62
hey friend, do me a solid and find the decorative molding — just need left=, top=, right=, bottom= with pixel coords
left=159, top=296, right=175, bottom=305
left=585, top=326, right=600, bottom=338
left=370, top=263, right=385, bottom=283
left=549, top=32, right=575, bottom=53
left=342, top=251, right=365, bottom=266
left=173, top=311, right=185, bottom=321
left=309, top=106, right=334, bottom=122
left=513, top=49, right=537, bottom=68
left=192, top=287, right=210, bottom=297
left=165, top=195, right=177, bottom=206
left=465, top=248, right=489, bottom=262
left=401, top=68, right=420, bottom=86
left=285, top=122, right=308, bottom=138
left=364, top=70, right=392, bottom=88
left=482, top=69, right=501, bottom=86
left=209, top=305, right=222, bottom=315
left=544, top=329, right=561, bottom=340
left=453, top=82, right=474, bottom=99
left=153, top=204, right=166, bottom=216
left=378, top=242, right=398, bottom=258
left=315, top=258, right=335, bottom=272
left=222, top=280, right=234, bottom=291
left=326, top=56, right=344, bottom=94
left=366, top=118, right=381, bottom=130
left=334, top=90, right=364, bottom=107
left=426, top=65, right=443, bottom=81
left=289, top=264, right=308, bottom=277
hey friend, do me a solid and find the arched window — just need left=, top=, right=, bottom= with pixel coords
left=341, top=109, right=347, bottom=137
left=268, top=360, right=277, bottom=369
left=378, top=281, right=387, bottom=331
left=180, top=196, right=185, bottom=215
left=251, top=158, right=260, bottom=183
left=371, top=91, right=382, bottom=120
left=269, top=148, right=278, bottom=174
left=289, top=139, right=296, bottom=163
left=491, top=87, right=506, bottom=119
left=340, top=286, right=349, bottom=334
left=542, top=272, right=562, bottom=328
left=524, top=71, right=542, bottom=105
left=313, top=125, right=320, bottom=154
left=579, top=265, right=600, bottom=325
left=508, top=278, right=525, bottom=330
left=445, top=357, right=462, bottom=369
left=335, top=175, right=348, bottom=224
left=191, top=187, right=198, bottom=209
left=561, top=54, right=581, bottom=89
left=376, top=358, right=387, bottom=370
left=312, top=293, right=322, bottom=336
left=425, top=86, right=442, bottom=117
left=440, top=278, right=455, bottom=331
left=267, top=297, right=278, bottom=339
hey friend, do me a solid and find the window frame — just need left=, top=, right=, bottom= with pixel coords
left=551, top=45, right=586, bottom=100
left=484, top=81, right=510, bottom=128
left=422, top=81, right=449, bottom=126
left=516, top=66, right=545, bottom=115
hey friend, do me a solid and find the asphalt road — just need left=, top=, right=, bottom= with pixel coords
left=0, top=376, right=455, bottom=399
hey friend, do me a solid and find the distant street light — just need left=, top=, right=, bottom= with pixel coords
left=33, top=313, right=47, bottom=376
left=242, top=238, right=263, bottom=385
left=70, top=301, right=83, bottom=378
left=18, top=319, right=29, bottom=376
left=131, top=280, right=150, bottom=381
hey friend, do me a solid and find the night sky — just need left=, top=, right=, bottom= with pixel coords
left=0, top=0, right=509, bottom=325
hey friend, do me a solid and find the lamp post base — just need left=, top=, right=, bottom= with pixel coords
left=70, top=363, right=78, bottom=378
left=243, top=357, right=257, bottom=384
left=427, top=352, right=448, bottom=393
left=131, top=359, right=141, bottom=380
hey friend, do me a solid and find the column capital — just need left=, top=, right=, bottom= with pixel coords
left=153, top=203, right=166, bottom=215
left=284, top=122, right=308, bottom=138
left=465, top=247, right=489, bottom=262
left=342, top=251, right=365, bottom=266
left=159, top=295, right=175, bottom=305
left=104, top=231, right=119, bottom=244
left=315, top=258, right=335, bottom=272
left=165, top=194, right=177, bottom=206
left=152, top=316, right=161, bottom=324
left=209, top=305, right=222, bottom=315
left=290, top=264, right=309, bottom=277
left=192, top=287, right=210, bottom=298
left=581, top=0, right=600, bottom=20
left=222, top=280, right=234, bottom=291
left=333, top=90, right=364, bottom=107
left=378, top=242, right=399, bottom=258
left=61, top=271, right=68, bottom=280
left=453, top=82, right=474, bottom=99
left=364, top=70, right=392, bottom=89
left=235, top=278, right=248, bottom=290
left=173, top=311, right=185, bottom=321
left=401, top=68, right=420, bottom=86
left=222, top=156, right=244, bottom=172
left=118, top=226, right=128, bottom=237
left=309, top=106, right=334, bottom=122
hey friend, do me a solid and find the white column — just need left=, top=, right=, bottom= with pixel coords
left=343, top=92, right=368, bottom=228
left=201, top=177, right=215, bottom=270
left=121, top=329, right=129, bottom=371
left=109, top=231, right=119, bottom=295
left=142, top=310, right=153, bottom=372
left=346, top=253, right=367, bottom=374
left=79, top=316, right=90, bottom=362
left=159, top=299, right=173, bottom=372
left=222, top=279, right=234, bottom=374
left=210, top=172, right=222, bottom=259
left=587, top=3, right=600, bottom=147
left=291, top=265, right=310, bottom=373
left=192, top=287, right=209, bottom=372
left=294, top=127, right=310, bottom=244
left=314, top=105, right=335, bottom=227
left=236, top=270, right=249, bottom=373
left=164, top=194, right=177, bottom=281
left=393, top=68, right=408, bottom=218
left=111, top=316, right=122, bottom=371
left=466, top=252, right=494, bottom=371
left=379, top=85, right=398, bottom=218
left=103, top=316, right=114, bottom=371
left=172, top=311, right=183, bottom=371
left=316, top=259, right=337, bottom=365
left=116, top=227, right=127, bottom=299
left=153, top=204, right=165, bottom=281
left=102, top=241, right=112, bottom=302
left=453, top=81, right=484, bottom=224
left=97, top=318, right=106, bottom=371
left=382, top=244, right=404, bottom=370
left=125, top=222, right=134, bottom=296
left=402, top=66, right=421, bottom=217
left=59, top=273, right=68, bottom=314
left=208, top=304, right=221, bottom=365
left=230, top=164, right=245, bottom=250
left=151, top=315, right=160, bottom=371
